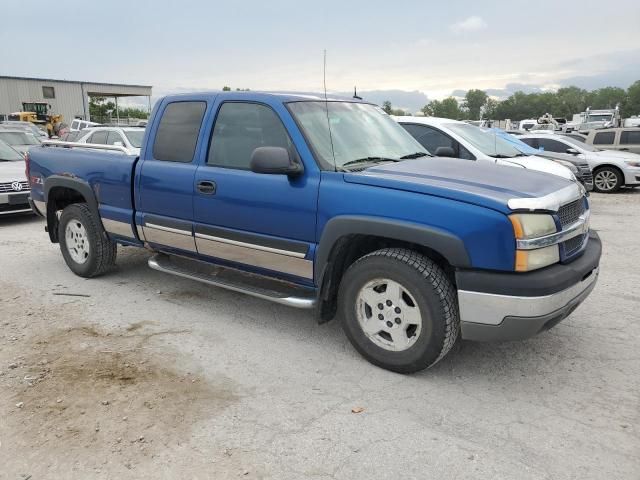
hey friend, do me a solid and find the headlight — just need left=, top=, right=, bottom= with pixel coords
left=510, top=214, right=560, bottom=271
left=509, top=214, right=557, bottom=239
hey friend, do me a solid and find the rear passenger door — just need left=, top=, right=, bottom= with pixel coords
left=192, top=101, right=318, bottom=282
left=136, top=100, right=208, bottom=254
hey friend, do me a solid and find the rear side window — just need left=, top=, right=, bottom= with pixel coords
left=593, top=131, right=615, bottom=145
left=520, top=138, right=537, bottom=148
left=208, top=102, right=292, bottom=169
left=106, top=131, right=124, bottom=145
left=537, top=138, right=568, bottom=153
left=153, top=101, right=206, bottom=162
left=89, top=131, right=108, bottom=144
left=620, top=130, right=640, bottom=144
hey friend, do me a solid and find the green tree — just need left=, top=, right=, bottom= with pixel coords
left=463, top=89, right=488, bottom=120
left=422, top=98, right=462, bottom=119
left=627, top=80, right=640, bottom=115
left=382, top=101, right=392, bottom=114
left=89, top=96, right=116, bottom=119
left=483, top=98, right=499, bottom=119
left=222, top=86, right=231, bottom=91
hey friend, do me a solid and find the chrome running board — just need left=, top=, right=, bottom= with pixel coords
left=148, top=253, right=317, bottom=309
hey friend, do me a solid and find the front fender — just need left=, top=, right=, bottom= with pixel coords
left=314, top=215, right=471, bottom=284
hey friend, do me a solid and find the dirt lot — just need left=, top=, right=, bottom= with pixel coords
left=1, top=191, right=639, bottom=479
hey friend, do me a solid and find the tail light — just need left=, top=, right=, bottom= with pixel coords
left=24, top=151, right=31, bottom=185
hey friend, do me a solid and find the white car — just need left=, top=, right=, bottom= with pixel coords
left=0, top=129, right=42, bottom=155
left=519, top=133, right=640, bottom=193
left=0, top=139, right=32, bottom=215
left=394, top=116, right=576, bottom=182
left=76, top=127, right=145, bottom=156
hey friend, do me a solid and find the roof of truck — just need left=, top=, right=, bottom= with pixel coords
left=161, top=91, right=365, bottom=103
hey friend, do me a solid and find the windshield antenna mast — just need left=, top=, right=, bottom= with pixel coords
left=323, top=49, right=337, bottom=172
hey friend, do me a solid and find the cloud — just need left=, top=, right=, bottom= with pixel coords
left=450, top=16, right=487, bottom=34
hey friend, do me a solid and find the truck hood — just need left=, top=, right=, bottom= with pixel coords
left=0, top=161, right=27, bottom=183
left=344, top=157, right=575, bottom=214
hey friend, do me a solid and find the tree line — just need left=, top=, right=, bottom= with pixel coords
left=383, top=81, right=640, bottom=121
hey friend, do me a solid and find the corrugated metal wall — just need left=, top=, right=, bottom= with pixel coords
left=0, top=77, right=152, bottom=124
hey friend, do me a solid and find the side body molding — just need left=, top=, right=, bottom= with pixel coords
left=314, top=215, right=471, bottom=284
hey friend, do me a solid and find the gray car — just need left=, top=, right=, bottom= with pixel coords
left=0, top=129, right=42, bottom=155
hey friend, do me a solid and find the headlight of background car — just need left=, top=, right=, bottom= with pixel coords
left=509, top=214, right=559, bottom=272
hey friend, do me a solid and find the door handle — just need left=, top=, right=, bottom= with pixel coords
left=197, top=180, right=216, bottom=195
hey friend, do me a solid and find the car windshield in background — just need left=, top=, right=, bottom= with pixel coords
left=0, top=131, right=41, bottom=146
left=287, top=101, right=427, bottom=169
left=562, top=136, right=598, bottom=152
left=0, top=139, right=23, bottom=161
left=447, top=123, right=522, bottom=158
left=124, top=130, right=144, bottom=148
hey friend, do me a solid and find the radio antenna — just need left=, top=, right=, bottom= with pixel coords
left=323, top=49, right=337, bottom=172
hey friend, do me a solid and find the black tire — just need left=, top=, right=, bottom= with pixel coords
left=338, top=248, right=459, bottom=373
left=58, top=203, right=117, bottom=278
left=593, top=166, right=623, bottom=193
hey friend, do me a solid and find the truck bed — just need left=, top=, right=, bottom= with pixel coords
left=28, top=145, right=138, bottom=232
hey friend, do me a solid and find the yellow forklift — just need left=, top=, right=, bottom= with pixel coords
left=8, top=102, right=63, bottom=137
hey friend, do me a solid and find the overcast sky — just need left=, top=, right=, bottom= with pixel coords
left=2, top=0, right=639, bottom=107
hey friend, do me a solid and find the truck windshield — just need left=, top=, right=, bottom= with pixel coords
left=287, top=101, right=427, bottom=170
left=587, top=114, right=613, bottom=122
left=447, top=123, right=523, bottom=158
left=124, top=130, right=144, bottom=148
left=0, top=139, right=24, bottom=161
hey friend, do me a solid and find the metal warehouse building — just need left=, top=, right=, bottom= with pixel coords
left=0, top=75, right=152, bottom=123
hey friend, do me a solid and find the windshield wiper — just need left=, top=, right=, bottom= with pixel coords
left=342, top=156, right=400, bottom=167
left=489, top=154, right=516, bottom=159
left=400, top=152, right=431, bottom=159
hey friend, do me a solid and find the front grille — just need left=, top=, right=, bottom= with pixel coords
left=557, top=198, right=585, bottom=228
left=0, top=181, right=30, bottom=193
left=578, top=165, right=594, bottom=185
left=562, top=233, right=586, bottom=257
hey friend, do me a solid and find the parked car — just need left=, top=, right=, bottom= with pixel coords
left=0, top=129, right=42, bottom=155
left=520, top=133, right=640, bottom=193
left=518, top=119, right=538, bottom=131
left=69, top=119, right=101, bottom=132
left=582, top=128, right=640, bottom=155
left=0, top=139, right=32, bottom=215
left=0, top=120, right=48, bottom=138
left=27, top=91, right=600, bottom=373
left=486, top=128, right=593, bottom=191
left=395, top=116, right=575, bottom=182
left=75, top=126, right=145, bottom=156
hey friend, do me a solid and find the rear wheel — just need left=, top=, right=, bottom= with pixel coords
left=593, top=166, right=623, bottom=193
left=58, top=203, right=117, bottom=278
left=338, top=248, right=459, bottom=373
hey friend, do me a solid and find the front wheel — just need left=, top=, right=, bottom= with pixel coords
left=338, top=248, right=459, bottom=373
left=58, top=203, right=117, bottom=278
left=593, top=167, right=623, bottom=193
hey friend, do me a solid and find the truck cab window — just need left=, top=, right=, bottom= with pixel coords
left=208, top=102, right=291, bottom=169
left=153, top=101, right=206, bottom=162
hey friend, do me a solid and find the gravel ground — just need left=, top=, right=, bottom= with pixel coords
left=0, top=191, right=639, bottom=479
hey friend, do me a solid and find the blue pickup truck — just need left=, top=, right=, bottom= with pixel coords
left=27, top=92, right=601, bottom=372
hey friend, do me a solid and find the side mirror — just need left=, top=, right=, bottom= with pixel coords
left=434, top=146, right=456, bottom=157
left=566, top=148, right=579, bottom=155
left=250, top=147, right=303, bottom=176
